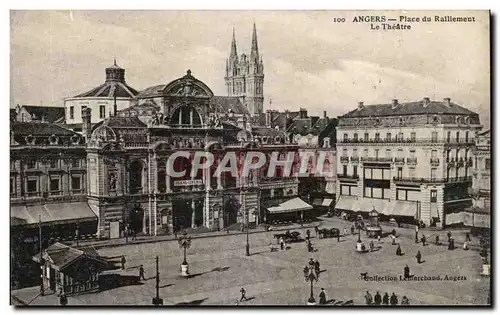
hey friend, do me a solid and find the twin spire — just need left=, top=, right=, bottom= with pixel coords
left=229, top=23, right=260, bottom=62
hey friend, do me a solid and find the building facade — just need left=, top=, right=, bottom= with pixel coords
left=63, top=61, right=139, bottom=130
left=335, top=98, right=482, bottom=228
left=224, top=24, right=264, bottom=116
left=472, top=129, right=490, bottom=210
left=85, top=70, right=300, bottom=239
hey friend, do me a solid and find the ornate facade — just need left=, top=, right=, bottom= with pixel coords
left=335, top=98, right=482, bottom=228
left=86, top=70, right=299, bottom=239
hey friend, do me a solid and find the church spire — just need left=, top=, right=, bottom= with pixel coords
left=250, top=22, right=259, bottom=62
left=230, top=28, right=238, bottom=59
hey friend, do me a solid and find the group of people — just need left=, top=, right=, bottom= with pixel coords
left=365, top=291, right=409, bottom=305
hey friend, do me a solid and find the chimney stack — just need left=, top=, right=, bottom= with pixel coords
left=81, top=108, right=92, bottom=142
left=423, top=97, right=431, bottom=107
left=299, top=107, right=308, bottom=119
left=323, top=111, right=327, bottom=118
left=391, top=99, right=399, bottom=109
left=443, top=97, right=451, bottom=106
left=357, top=101, right=364, bottom=110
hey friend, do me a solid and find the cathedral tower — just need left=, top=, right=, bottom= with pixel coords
left=224, top=23, right=264, bottom=116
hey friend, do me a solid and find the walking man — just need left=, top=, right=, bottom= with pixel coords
left=421, top=235, right=427, bottom=246
left=279, top=237, right=285, bottom=250
left=416, top=250, right=422, bottom=264
left=240, top=288, right=249, bottom=302
left=121, top=255, right=126, bottom=270
left=314, top=260, right=321, bottom=274
left=390, top=292, right=398, bottom=306
left=415, top=225, right=419, bottom=243
left=306, top=229, right=311, bottom=240
left=382, top=292, right=389, bottom=305
left=343, top=227, right=348, bottom=236
left=374, top=291, right=382, bottom=305
left=396, top=244, right=403, bottom=256
left=466, top=232, right=471, bottom=242
left=404, top=265, right=410, bottom=279
left=369, top=240, right=374, bottom=252
left=319, top=288, right=327, bottom=305
left=139, top=264, right=146, bottom=280
left=435, top=235, right=440, bottom=245
left=364, top=291, right=373, bottom=305
left=447, top=231, right=452, bottom=243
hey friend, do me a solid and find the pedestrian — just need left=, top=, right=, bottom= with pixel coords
left=240, top=288, right=249, bottom=302
left=401, top=296, right=410, bottom=305
left=466, top=232, right=471, bottom=242
left=382, top=292, right=389, bottom=305
left=416, top=250, right=422, bottom=264
left=421, top=235, right=427, bottom=246
left=415, top=225, right=419, bottom=243
left=269, top=242, right=275, bottom=252
left=279, top=237, right=284, bottom=250
left=343, top=227, right=348, bottom=236
left=306, top=229, right=311, bottom=240
left=396, top=244, right=403, bottom=256
left=377, top=234, right=381, bottom=243
left=374, top=291, right=382, bottom=305
left=390, top=292, right=398, bottom=305
left=463, top=240, right=470, bottom=250
left=404, top=265, right=410, bottom=279
left=59, top=289, right=68, bottom=306
left=435, top=235, right=440, bottom=245
left=121, top=255, right=126, bottom=270
left=139, top=264, right=146, bottom=280
left=319, top=288, right=327, bottom=305
left=392, top=229, right=396, bottom=236
left=283, top=239, right=287, bottom=251
left=448, top=237, right=455, bottom=250
left=369, top=240, right=374, bottom=252
left=392, top=234, right=397, bottom=245
left=447, top=231, right=452, bottom=242
left=337, top=231, right=340, bottom=242
left=314, top=260, right=321, bottom=274
left=351, top=225, right=355, bottom=235
left=364, top=291, right=373, bottom=305
left=132, top=229, right=137, bottom=241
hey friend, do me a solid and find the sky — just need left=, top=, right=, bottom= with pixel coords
left=10, top=10, right=490, bottom=127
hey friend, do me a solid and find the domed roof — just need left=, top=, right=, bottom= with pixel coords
left=72, top=60, right=139, bottom=99
left=91, top=124, right=116, bottom=143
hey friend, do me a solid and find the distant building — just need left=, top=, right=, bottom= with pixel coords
left=63, top=60, right=139, bottom=130
left=335, top=97, right=482, bottom=228
left=11, top=104, right=65, bottom=123
left=468, top=129, right=490, bottom=227
left=224, top=24, right=264, bottom=116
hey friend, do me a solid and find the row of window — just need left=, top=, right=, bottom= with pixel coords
left=10, top=175, right=83, bottom=197
left=18, top=159, right=82, bottom=170
left=342, top=131, right=472, bottom=142
left=340, top=184, right=437, bottom=203
left=69, top=105, right=107, bottom=120
left=342, top=147, right=417, bottom=158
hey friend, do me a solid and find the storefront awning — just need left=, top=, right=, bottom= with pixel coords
left=11, top=202, right=98, bottom=227
left=357, top=198, right=390, bottom=214
left=335, top=195, right=358, bottom=211
left=391, top=201, right=418, bottom=217
left=267, top=197, right=313, bottom=214
left=446, top=212, right=465, bottom=225
left=322, top=199, right=333, bottom=207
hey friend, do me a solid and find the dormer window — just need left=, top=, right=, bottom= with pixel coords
left=323, top=138, right=330, bottom=148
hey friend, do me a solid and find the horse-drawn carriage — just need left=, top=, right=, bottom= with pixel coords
left=317, top=228, right=340, bottom=239
left=273, top=231, right=302, bottom=243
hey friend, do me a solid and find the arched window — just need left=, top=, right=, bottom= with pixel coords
left=157, top=162, right=166, bottom=193
left=129, top=161, right=143, bottom=194
left=171, top=106, right=202, bottom=127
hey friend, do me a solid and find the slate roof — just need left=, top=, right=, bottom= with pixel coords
left=341, top=100, right=478, bottom=118
left=73, top=81, right=139, bottom=98
left=33, top=242, right=107, bottom=271
left=252, top=127, right=283, bottom=137
left=21, top=106, right=65, bottom=123
left=134, top=84, right=166, bottom=99
left=11, top=122, right=78, bottom=136
left=92, top=116, right=147, bottom=130
left=210, top=96, right=250, bottom=115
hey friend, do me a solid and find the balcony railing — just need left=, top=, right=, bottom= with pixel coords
left=360, top=157, right=393, bottom=163
left=406, top=157, right=418, bottom=165
left=446, top=158, right=456, bottom=167
left=340, top=156, right=350, bottom=163
left=456, top=158, right=465, bottom=168
left=430, top=158, right=440, bottom=166
left=340, top=138, right=475, bottom=144
left=337, top=174, right=360, bottom=180
left=393, top=176, right=472, bottom=184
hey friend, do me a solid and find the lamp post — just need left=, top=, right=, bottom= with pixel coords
left=178, top=232, right=192, bottom=277
left=152, top=256, right=163, bottom=306
left=303, top=259, right=319, bottom=305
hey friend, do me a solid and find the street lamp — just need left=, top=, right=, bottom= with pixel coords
left=152, top=256, right=163, bottom=306
left=303, top=259, right=319, bottom=305
left=178, top=232, right=192, bottom=277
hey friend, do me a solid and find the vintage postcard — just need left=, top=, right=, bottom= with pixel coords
left=9, top=10, right=491, bottom=306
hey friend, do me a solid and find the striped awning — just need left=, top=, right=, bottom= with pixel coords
left=335, top=195, right=358, bottom=211
left=390, top=201, right=418, bottom=217
left=11, top=202, right=98, bottom=227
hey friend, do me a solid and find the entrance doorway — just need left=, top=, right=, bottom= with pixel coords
left=128, top=206, right=144, bottom=235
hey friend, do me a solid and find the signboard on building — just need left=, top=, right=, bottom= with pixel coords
left=174, top=179, right=203, bottom=187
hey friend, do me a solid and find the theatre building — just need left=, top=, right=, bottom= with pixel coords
left=335, top=98, right=482, bottom=228
left=85, top=70, right=301, bottom=239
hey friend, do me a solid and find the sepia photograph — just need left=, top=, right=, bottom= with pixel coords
left=9, top=10, right=491, bottom=306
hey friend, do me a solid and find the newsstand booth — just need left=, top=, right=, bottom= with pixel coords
left=33, top=242, right=108, bottom=295
left=266, top=198, right=313, bottom=224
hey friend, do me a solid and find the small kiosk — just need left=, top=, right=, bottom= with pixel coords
left=366, top=209, right=383, bottom=238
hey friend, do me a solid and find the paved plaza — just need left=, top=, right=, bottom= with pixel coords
left=12, top=219, right=490, bottom=306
